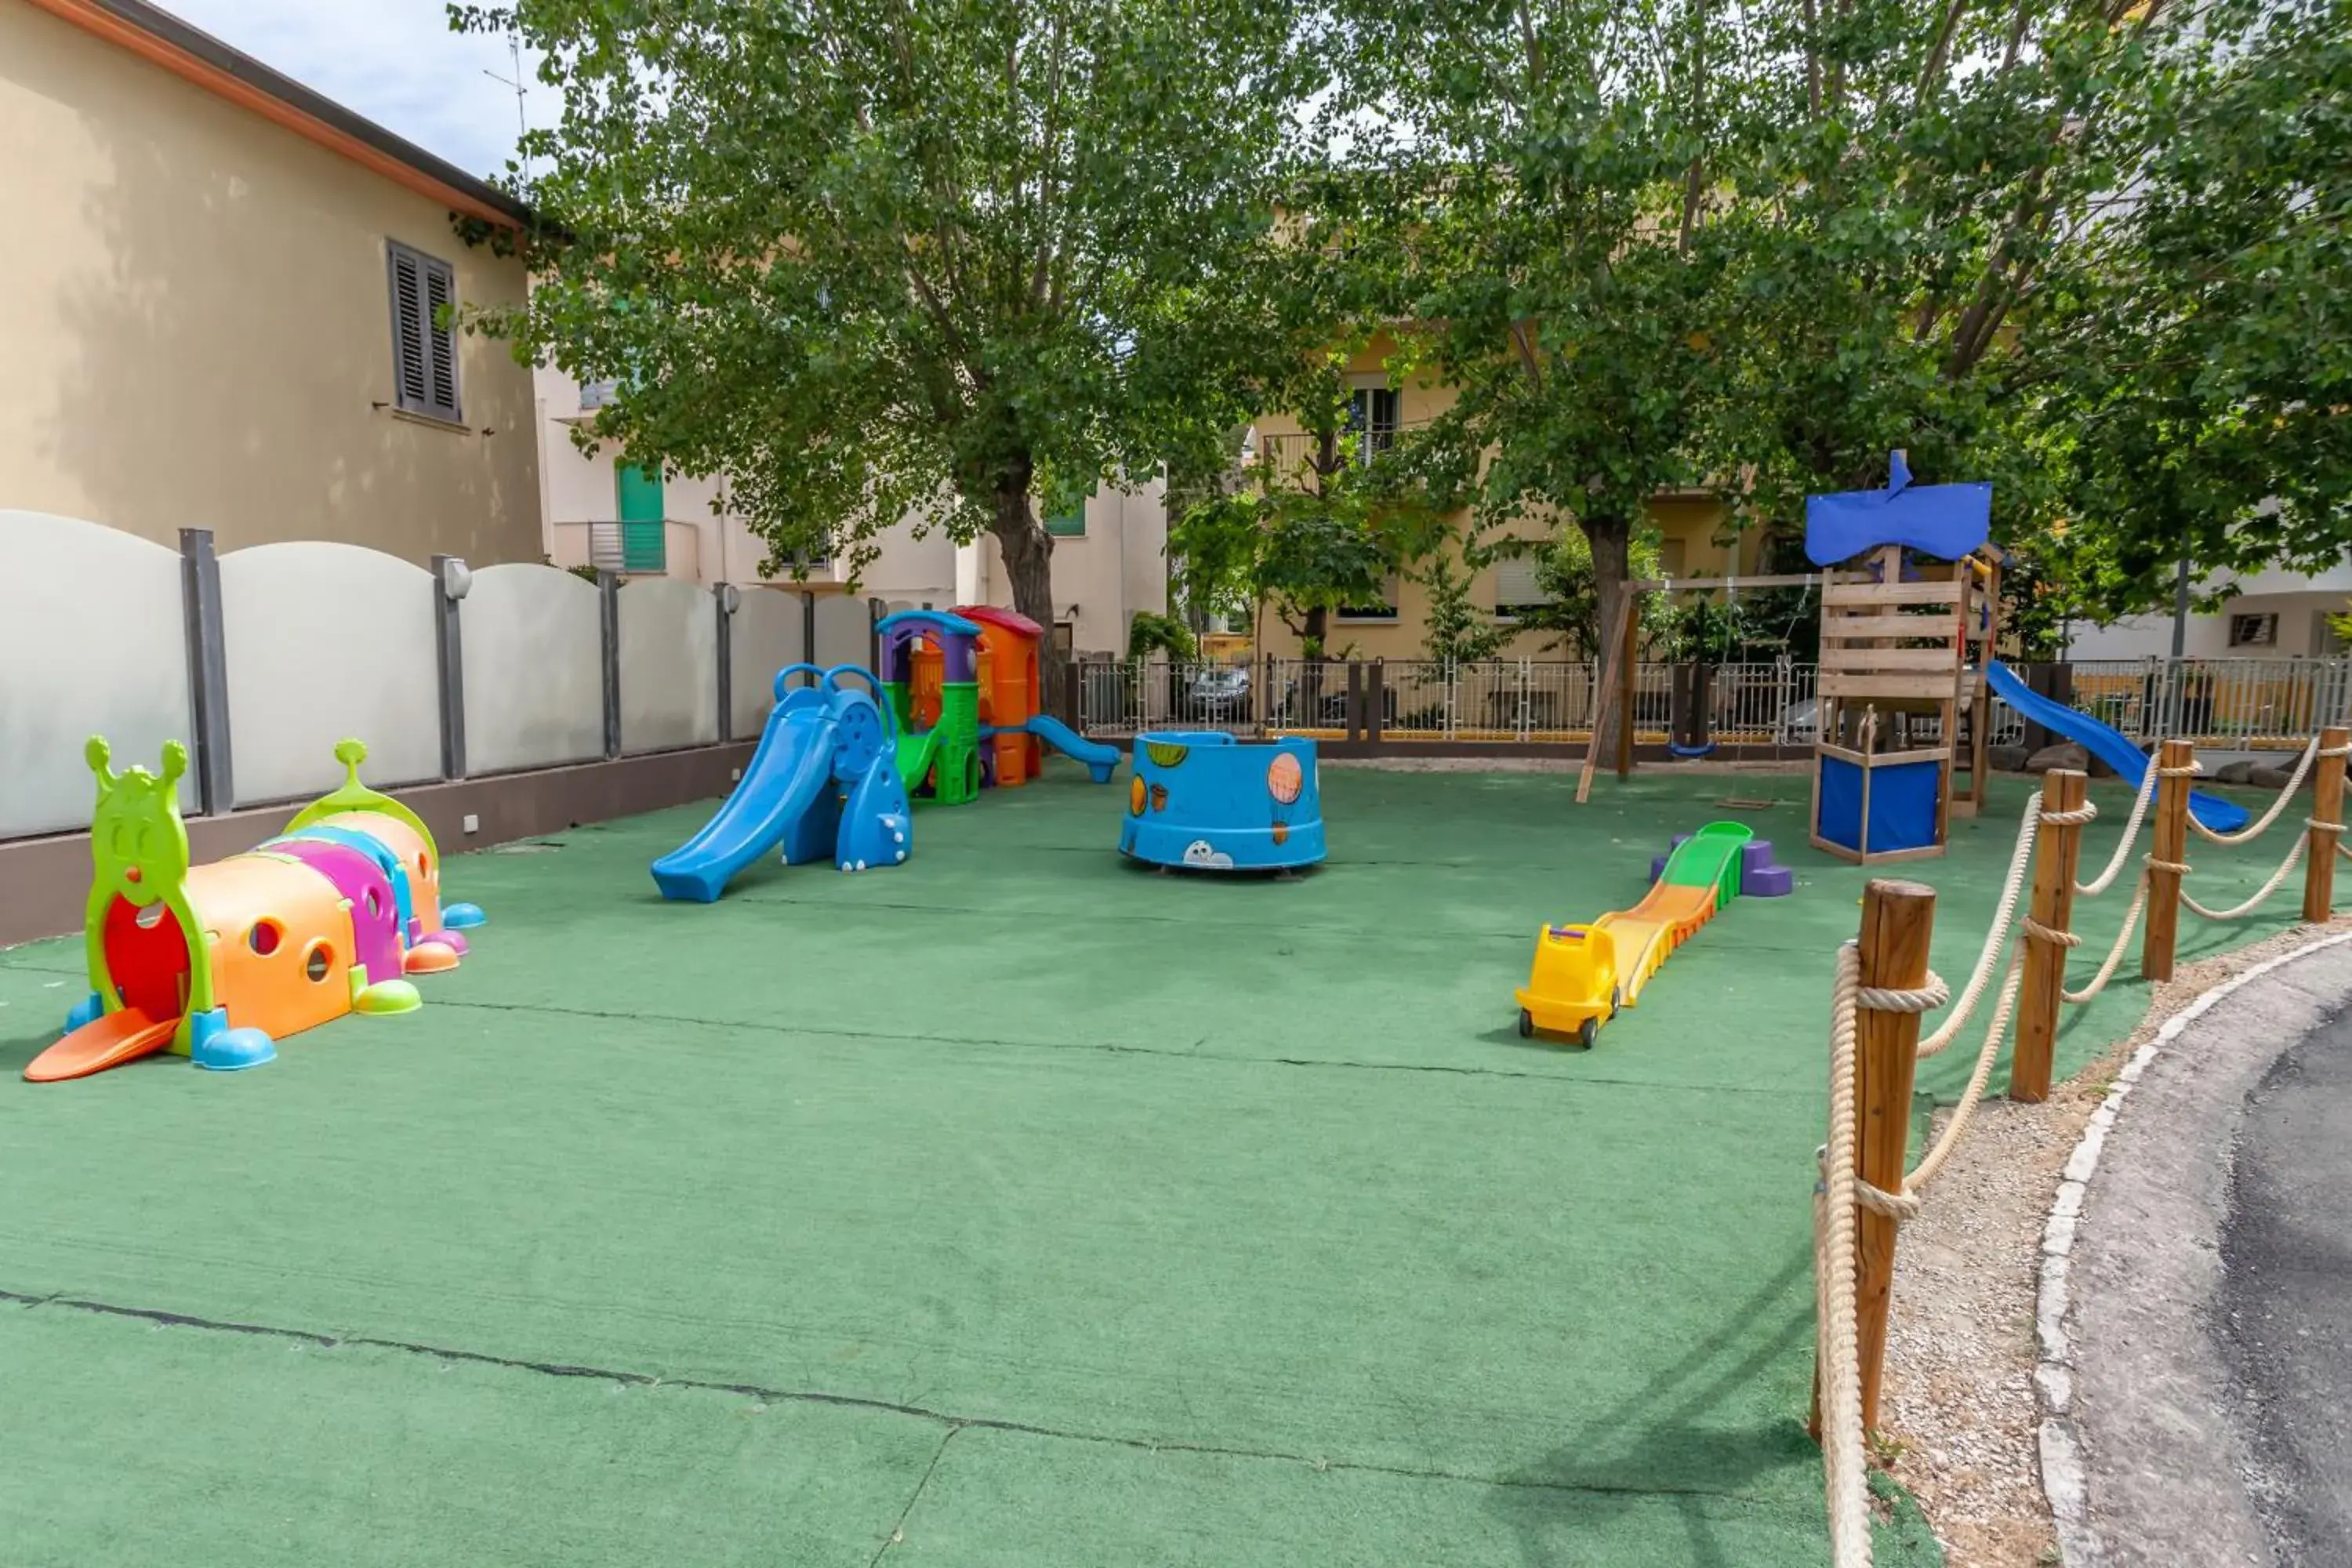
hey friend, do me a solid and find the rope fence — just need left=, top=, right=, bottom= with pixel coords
left=1811, top=721, right=2352, bottom=1566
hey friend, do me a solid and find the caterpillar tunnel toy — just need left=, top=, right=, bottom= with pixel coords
left=25, top=738, right=485, bottom=1083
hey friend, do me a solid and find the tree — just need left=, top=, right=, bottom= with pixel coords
left=1726, top=0, right=2352, bottom=621
left=1486, top=529, right=1668, bottom=658
left=451, top=0, right=1317, bottom=690
left=1329, top=0, right=2350, bottom=644
left=1167, top=356, right=1443, bottom=657
left=1414, top=543, right=1513, bottom=663
left=2033, top=0, right=2352, bottom=620
left=1326, top=0, right=1767, bottom=645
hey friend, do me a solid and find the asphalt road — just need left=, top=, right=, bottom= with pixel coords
left=2063, top=939, right=2352, bottom=1568
left=2217, top=1007, right=2352, bottom=1564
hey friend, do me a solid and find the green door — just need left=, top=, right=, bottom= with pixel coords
left=615, top=465, right=667, bottom=572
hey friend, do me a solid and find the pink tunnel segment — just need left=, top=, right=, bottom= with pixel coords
left=262, top=838, right=404, bottom=989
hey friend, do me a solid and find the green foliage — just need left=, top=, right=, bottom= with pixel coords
left=1414, top=545, right=1512, bottom=663
left=1323, top=0, right=1767, bottom=608
left=1319, top=0, right=2352, bottom=632
left=1488, top=531, right=1665, bottom=659
left=1169, top=352, right=1446, bottom=657
left=1124, top=611, right=1198, bottom=661
left=450, top=0, right=1318, bottom=646
left=2034, top=0, right=2352, bottom=619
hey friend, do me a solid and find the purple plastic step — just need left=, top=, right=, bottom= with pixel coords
left=1740, top=839, right=1795, bottom=898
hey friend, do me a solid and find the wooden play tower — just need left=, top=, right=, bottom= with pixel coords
left=1805, top=454, right=2001, bottom=866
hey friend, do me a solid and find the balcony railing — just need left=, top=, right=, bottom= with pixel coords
left=546, top=520, right=702, bottom=582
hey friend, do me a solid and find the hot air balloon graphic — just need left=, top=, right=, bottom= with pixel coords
left=1266, top=750, right=1304, bottom=845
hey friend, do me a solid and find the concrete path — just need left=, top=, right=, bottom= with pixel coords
left=2059, top=938, right=2352, bottom=1567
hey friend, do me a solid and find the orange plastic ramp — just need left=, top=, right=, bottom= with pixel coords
left=24, top=1007, right=180, bottom=1083
left=1598, top=883, right=1722, bottom=1004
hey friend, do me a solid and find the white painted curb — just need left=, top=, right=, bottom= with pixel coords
left=2035, top=927, right=2352, bottom=1566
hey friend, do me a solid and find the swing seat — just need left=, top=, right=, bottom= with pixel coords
left=1667, top=741, right=1719, bottom=760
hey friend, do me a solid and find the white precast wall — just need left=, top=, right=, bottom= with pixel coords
left=0, top=511, right=195, bottom=835
left=220, top=543, right=441, bottom=805
left=618, top=577, right=719, bottom=753
left=812, top=595, right=876, bottom=671
left=731, top=587, right=808, bottom=736
left=463, top=564, right=605, bottom=773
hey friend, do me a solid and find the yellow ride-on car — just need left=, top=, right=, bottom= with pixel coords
left=1514, top=923, right=1622, bottom=1048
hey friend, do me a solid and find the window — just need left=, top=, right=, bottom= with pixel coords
left=1346, top=387, right=1399, bottom=463
left=387, top=240, right=461, bottom=423
left=1044, top=498, right=1089, bottom=537
left=1492, top=557, right=1554, bottom=620
left=2228, top=612, right=2278, bottom=648
left=1337, top=575, right=1400, bottom=621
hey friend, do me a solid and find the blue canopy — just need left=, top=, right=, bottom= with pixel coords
left=1804, top=452, right=1991, bottom=566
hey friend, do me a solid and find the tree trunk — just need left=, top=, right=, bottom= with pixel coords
left=993, top=479, right=1062, bottom=716
left=1583, top=512, right=1634, bottom=756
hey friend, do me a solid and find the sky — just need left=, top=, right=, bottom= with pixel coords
left=159, top=0, right=558, bottom=180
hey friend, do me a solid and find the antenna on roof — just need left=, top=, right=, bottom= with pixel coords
left=483, top=32, right=528, bottom=175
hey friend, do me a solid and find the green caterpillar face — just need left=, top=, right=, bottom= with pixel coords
left=87, top=739, right=190, bottom=908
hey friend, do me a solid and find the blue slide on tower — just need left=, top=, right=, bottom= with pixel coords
left=1984, top=662, right=2250, bottom=835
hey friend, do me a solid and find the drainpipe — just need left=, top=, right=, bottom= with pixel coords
left=2170, top=557, right=2190, bottom=658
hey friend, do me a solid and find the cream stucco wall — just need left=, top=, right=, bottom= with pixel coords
left=1, top=3, right=539, bottom=564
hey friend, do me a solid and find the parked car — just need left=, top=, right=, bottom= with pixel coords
left=1778, top=698, right=1818, bottom=745
left=1186, top=664, right=1252, bottom=722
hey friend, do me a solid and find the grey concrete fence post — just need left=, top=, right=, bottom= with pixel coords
left=600, top=570, right=622, bottom=760
left=715, top=583, right=741, bottom=743
left=177, top=528, right=234, bottom=815
left=432, top=556, right=470, bottom=781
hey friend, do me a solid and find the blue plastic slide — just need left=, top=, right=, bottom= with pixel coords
left=650, top=706, right=840, bottom=902
left=1984, top=662, right=2249, bottom=833
left=1022, top=714, right=1122, bottom=784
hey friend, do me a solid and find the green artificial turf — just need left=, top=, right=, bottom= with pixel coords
left=0, top=763, right=2304, bottom=1566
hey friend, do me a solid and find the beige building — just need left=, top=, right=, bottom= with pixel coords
left=1246, top=332, right=1745, bottom=660
left=2, top=0, right=541, bottom=565
left=536, top=358, right=1169, bottom=657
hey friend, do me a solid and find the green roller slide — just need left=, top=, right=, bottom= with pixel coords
left=1657, top=820, right=1752, bottom=910
left=895, top=729, right=942, bottom=793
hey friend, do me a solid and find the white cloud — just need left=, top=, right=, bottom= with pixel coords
left=154, top=0, right=558, bottom=180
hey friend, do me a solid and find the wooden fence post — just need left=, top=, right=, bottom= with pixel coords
left=2142, top=740, right=2194, bottom=982
left=2305, top=725, right=2350, bottom=923
left=1616, top=593, right=1639, bottom=779
left=1853, top=877, right=1937, bottom=1435
left=2012, top=768, right=2087, bottom=1102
